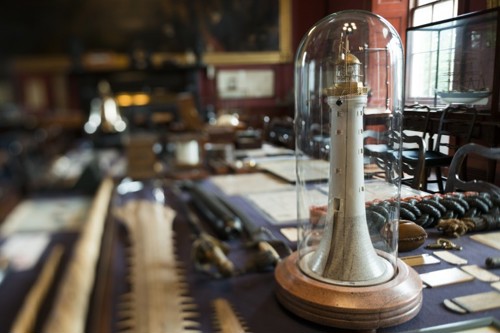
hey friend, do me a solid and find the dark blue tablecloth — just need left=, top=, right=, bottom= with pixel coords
left=173, top=180, right=500, bottom=333
left=0, top=178, right=499, bottom=333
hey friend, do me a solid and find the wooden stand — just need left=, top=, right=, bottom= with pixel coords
left=275, top=251, right=423, bottom=331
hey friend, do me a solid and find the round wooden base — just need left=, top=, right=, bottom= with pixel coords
left=275, top=251, right=423, bottom=331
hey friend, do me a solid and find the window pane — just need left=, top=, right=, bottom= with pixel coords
left=407, top=31, right=438, bottom=98
left=407, top=0, right=458, bottom=104
left=433, top=1, right=456, bottom=21
left=414, top=6, right=433, bottom=26
left=437, top=29, right=456, bottom=92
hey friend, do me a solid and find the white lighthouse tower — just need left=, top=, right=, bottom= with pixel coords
left=304, top=25, right=393, bottom=285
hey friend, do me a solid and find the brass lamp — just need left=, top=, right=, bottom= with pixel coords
left=84, top=80, right=127, bottom=135
left=274, top=10, right=423, bottom=331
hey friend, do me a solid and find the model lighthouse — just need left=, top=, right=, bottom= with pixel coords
left=304, top=25, right=394, bottom=284
left=275, top=10, right=423, bottom=330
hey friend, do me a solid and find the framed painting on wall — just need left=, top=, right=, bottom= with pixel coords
left=199, top=0, right=293, bottom=64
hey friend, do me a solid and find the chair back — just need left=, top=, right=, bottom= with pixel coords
left=373, top=130, right=427, bottom=190
left=434, top=105, right=477, bottom=153
left=403, top=104, right=432, bottom=141
left=445, top=143, right=500, bottom=195
left=399, top=132, right=427, bottom=190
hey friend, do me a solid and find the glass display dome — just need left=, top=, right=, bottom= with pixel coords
left=294, top=10, right=404, bottom=286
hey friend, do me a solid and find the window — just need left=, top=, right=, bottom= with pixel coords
left=410, top=0, right=457, bottom=27
left=406, top=0, right=458, bottom=105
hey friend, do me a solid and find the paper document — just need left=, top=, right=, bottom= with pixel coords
left=210, top=173, right=293, bottom=195
left=246, top=188, right=327, bottom=224
left=1, top=233, right=50, bottom=271
left=1, top=196, right=91, bottom=235
left=258, top=158, right=329, bottom=183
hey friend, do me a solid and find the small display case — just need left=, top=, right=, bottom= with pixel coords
left=405, top=8, right=499, bottom=115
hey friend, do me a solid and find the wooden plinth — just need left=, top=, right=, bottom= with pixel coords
left=275, top=251, right=423, bottom=331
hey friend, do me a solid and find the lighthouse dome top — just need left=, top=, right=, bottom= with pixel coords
left=337, top=53, right=362, bottom=65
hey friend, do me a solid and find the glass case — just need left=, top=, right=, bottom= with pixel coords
left=274, top=11, right=423, bottom=331
left=405, top=8, right=499, bottom=115
left=294, top=9, right=403, bottom=287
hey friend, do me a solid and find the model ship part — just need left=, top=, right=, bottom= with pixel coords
left=212, top=298, right=250, bottom=333
left=10, top=245, right=64, bottom=333
left=437, top=90, right=491, bottom=105
left=437, top=58, right=491, bottom=105
left=114, top=198, right=201, bottom=333
left=42, top=178, right=114, bottom=333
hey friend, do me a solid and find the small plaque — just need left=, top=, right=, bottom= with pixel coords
left=280, top=227, right=298, bottom=242
left=447, top=291, right=500, bottom=313
left=434, top=250, right=468, bottom=265
left=461, top=265, right=500, bottom=282
left=470, top=232, right=500, bottom=250
left=420, top=267, right=474, bottom=287
left=401, top=254, right=440, bottom=267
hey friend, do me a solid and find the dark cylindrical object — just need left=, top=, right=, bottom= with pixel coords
left=485, top=257, right=500, bottom=269
left=183, top=181, right=242, bottom=239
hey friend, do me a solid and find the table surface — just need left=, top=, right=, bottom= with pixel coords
left=0, top=176, right=499, bottom=333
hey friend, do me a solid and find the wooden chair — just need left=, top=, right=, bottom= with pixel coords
left=364, top=130, right=427, bottom=190
left=364, top=129, right=389, bottom=178
left=399, top=132, right=427, bottom=190
left=402, top=105, right=477, bottom=193
left=444, top=143, right=500, bottom=195
left=403, top=103, right=432, bottom=141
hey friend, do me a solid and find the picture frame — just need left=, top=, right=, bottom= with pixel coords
left=201, top=0, right=293, bottom=65
left=10, top=0, right=293, bottom=71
